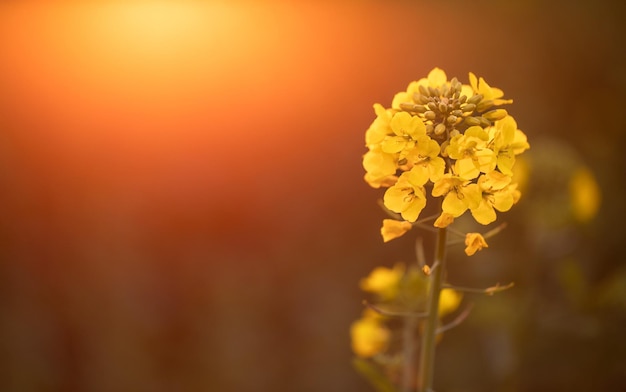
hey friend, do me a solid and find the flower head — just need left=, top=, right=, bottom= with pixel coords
left=363, top=68, right=529, bottom=228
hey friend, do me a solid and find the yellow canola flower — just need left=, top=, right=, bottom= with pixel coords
left=446, top=126, right=496, bottom=180
left=432, top=174, right=481, bottom=218
left=350, top=315, right=391, bottom=358
left=439, top=288, right=463, bottom=317
left=362, top=147, right=397, bottom=189
left=381, top=111, right=427, bottom=154
left=464, top=233, right=489, bottom=256
left=380, top=219, right=412, bottom=242
left=569, top=166, right=601, bottom=222
left=383, top=170, right=428, bottom=222
left=391, top=67, right=449, bottom=109
left=365, top=103, right=394, bottom=148
left=360, top=264, right=405, bottom=300
left=468, top=72, right=513, bottom=106
left=404, top=135, right=446, bottom=183
left=487, top=116, right=530, bottom=176
left=469, top=171, right=520, bottom=225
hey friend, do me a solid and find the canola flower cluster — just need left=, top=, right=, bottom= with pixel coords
left=363, top=68, right=529, bottom=241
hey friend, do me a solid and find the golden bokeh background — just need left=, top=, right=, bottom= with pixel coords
left=0, top=1, right=624, bottom=391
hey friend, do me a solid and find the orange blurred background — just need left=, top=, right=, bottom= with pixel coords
left=1, top=1, right=625, bottom=391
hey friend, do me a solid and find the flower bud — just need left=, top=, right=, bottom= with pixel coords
left=451, top=109, right=463, bottom=117
left=438, top=103, right=448, bottom=113
left=427, top=102, right=438, bottom=111
left=434, top=123, right=447, bottom=135
left=464, top=116, right=482, bottom=126
left=446, top=115, right=458, bottom=124
left=482, top=109, right=508, bottom=121
left=460, top=103, right=476, bottom=112
left=418, top=85, right=430, bottom=97
left=424, top=111, right=437, bottom=121
left=467, top=94, right=483, bottom=105
left=476, top=99, right=494, bottom=112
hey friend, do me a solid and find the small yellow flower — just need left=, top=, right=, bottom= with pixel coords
left=446, top=126, right=496, bottom=180
left=487, top=116, right=530, bottom=176
left=405, top=135, right=446, bottom=183
left=365, top=104, right=394, bottom=148
left=362, top=147, right=397, bottom=189
left=569, top=166, right=601, bottom=222
left=469, top=172, right=520, bottom=225
left=360, top=264, right=404, bottom=300
left=381, top=112, right=426, bottom=154
left=468, top=72, right=513, bottom=106
left=439, top=288, right=463, bottom=317
left=432, top=174, right=481, bottom=218
left=350, top=315, right=390, bottom=358
left=391, top=67, right=449, bottom=109
left=383, top=171, right=428, bottom=222
left=380, top=219, right=413, bottom=242
left=464, top=233, right=489, bottom=256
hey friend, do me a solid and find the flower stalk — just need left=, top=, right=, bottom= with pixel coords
left=417, top=227, right=447, bottom=392
left=351, top=67, right=530, bottom=392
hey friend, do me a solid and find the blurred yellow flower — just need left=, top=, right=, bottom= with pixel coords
left=439, top=288, right=463, bottom=317
left=464, top=233, right=489, bottom=256
left=381, top=111, right=426, bottom=154
left=360, top=264, right=404, bottom=300
left=350, top=314, right=391, bottom=358
left=380, top=219, right=412, bottom=242
left=569, top=166, right=601, bottom=222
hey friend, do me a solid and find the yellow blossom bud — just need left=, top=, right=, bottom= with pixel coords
left=483, top=109, right=508, bottom=121
left=438, top=102, right=448, bottom=113
left=476, top=99, right=494, bottom=112
left=464, top=116, right=482, bottom=126
left=428, top=86, right=440, bottom=97
left=451, top=109, right=463, bottom=117
left=446, top=115, right=458, bottom=124
left=427, top=102, right=438, bottom=111
left=424, top=111, right=437, bottom=121
left=458, top=95, right=468, bottom=104
left=434, top=123, right=447, bottom=135
left=460, top=103, right=476, bottom=112
left=467, top=94, right=483, bottom=105
left=419, top=84, right=430, bottom=97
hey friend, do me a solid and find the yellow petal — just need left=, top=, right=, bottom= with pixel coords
left=442, top=192, right=468, bottom=217
left=464, top=233, right=489, bottom=256
left=428, top=67, right=447, bottom=87
left=381, top=219, right=412, bottom=242
left=470, top=200, right=497, bottom=225
left=434, top=212, right=455, bottom=228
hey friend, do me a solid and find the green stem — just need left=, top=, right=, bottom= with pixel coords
left=401, top=315, right=418, bottom=392
left=417, top=227, right=448, bottom=392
